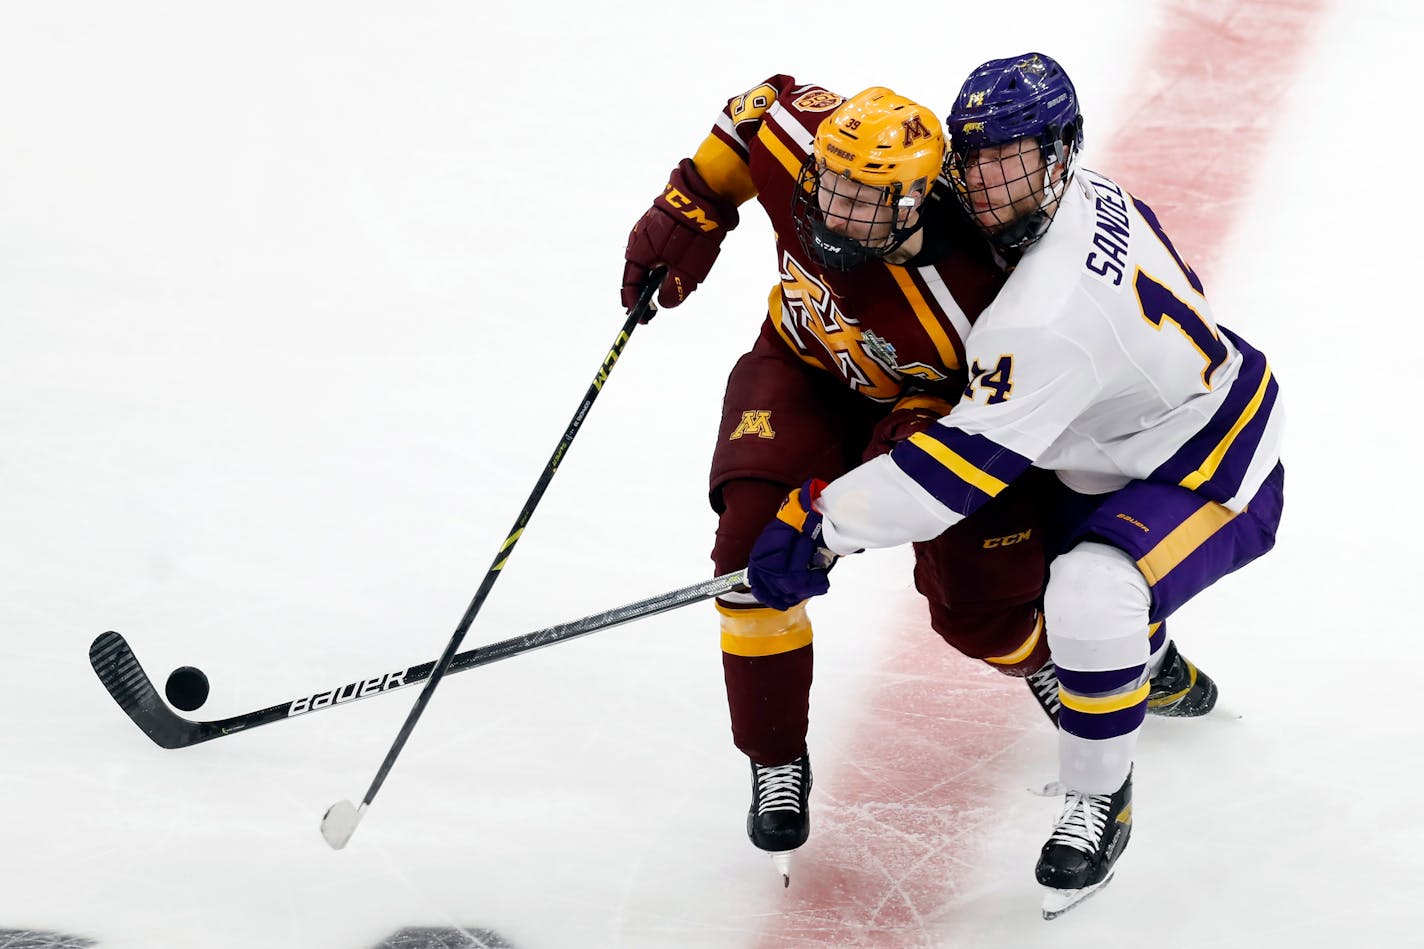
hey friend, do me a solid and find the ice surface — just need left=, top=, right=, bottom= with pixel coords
left=3, top=1, right=1418, bottom=946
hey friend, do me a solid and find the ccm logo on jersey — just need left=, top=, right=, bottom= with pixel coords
left=288, top=670, right=409, bottom=716
left=983, top=530, right=1032, bottom=549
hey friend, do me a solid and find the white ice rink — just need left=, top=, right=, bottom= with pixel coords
left=4, top=1, right=1419, bottom=946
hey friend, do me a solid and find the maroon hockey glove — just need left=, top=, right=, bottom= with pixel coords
left=862, top=393, right=956, bottom=462
left=747, top=479, right=837, bottom=611
left=621, top=158, right=739, bottom=314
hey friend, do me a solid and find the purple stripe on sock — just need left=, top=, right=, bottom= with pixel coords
left=1148, top=622, right=1167, bottom=656
left=1057, top=665, right=1145, bottom=696
left=1060, top=700, right=1147, bottom=741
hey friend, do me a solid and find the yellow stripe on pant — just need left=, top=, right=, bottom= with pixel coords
left=985, top=611, right=1045, bottom=668
left=719, top=602, right=814, bottom=658
left=1136, top=500, right=1239, bottom=586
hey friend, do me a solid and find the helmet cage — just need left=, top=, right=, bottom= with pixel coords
left=946, top=124, right=1079, bottom=250
left=945, top=53, right=1084, bottom=250
left=791, top=156, right=929, bottom=271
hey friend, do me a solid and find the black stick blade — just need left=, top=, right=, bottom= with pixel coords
left=89, top=632, right=201, bottom=749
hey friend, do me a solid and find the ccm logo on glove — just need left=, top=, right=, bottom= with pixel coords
left=621, top=159, right=739, bottom=314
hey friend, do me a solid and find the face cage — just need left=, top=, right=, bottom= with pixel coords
left=947, top=132, right=1076, bottom=251
left=791, top=157, right=921, bottom=272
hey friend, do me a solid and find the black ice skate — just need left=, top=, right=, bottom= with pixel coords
left=747, top=754, right=811, bottom=886
left=1025, top=659, right=1062, bottom=727
left=1147, top=640, right=1218, bottom=717
left=1036, top=769, right=1132, bottom=920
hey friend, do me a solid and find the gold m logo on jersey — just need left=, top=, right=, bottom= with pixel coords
left=776, top=252, right=940, bottom=402
left=730, top=411, right=776, bottom=440
left=901, top=115, right=932, bottom=145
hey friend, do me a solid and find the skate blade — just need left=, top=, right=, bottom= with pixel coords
left=769, top=850, right=795, bottom=887
left=1149, top=702, right=1242, bottom=722
left=1041, top=871, right=1114, bottom=920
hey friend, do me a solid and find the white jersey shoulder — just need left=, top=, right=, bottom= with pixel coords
left=951, top=169, right=1258, bottom=494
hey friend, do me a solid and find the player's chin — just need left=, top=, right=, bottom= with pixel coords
left=977, top=210, right=1009, bottom=232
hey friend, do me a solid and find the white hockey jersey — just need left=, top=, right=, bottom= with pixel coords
left=818, top=169, right=1285, bottom=555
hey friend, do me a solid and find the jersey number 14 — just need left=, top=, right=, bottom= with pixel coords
left=1132, top=196, right=1227, bottom=389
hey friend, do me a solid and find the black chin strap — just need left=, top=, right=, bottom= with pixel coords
left=991, top=210, right=1053, bottom=251
left=808, top=217, right=925, bottom=272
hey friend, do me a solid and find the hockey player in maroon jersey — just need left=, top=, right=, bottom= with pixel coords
left=620, top=81, right=1060, bottom=883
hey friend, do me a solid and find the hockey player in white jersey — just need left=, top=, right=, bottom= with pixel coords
left=742, top=52, right=1285, bottom=918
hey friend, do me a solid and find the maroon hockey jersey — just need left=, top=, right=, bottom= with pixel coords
left=690, top=75, right=1006, bottom=405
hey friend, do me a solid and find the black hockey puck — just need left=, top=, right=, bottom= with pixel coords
left=164, top=665, right=210, bottom=712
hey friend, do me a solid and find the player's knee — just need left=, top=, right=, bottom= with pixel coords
left=929, top=600, right=1048, bottom=677
left=1045, top=542, right=1150, bottom=666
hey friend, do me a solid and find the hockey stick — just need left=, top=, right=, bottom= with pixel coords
left=88, top=568, right=745, bottom=751
left=319, top=271, right=664, bottom=849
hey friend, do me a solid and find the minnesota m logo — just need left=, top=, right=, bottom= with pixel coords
left=729, top=410, right=776, bottom=440
left=901, top=115, right=933, bottom=145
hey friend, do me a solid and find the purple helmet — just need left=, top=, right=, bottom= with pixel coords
left=945, top=53, right=1084, bottom=249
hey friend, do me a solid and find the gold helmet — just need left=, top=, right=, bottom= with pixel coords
left=794, top=87, right=945, bottom=271
left=814, top=87, right=945, bottom=195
